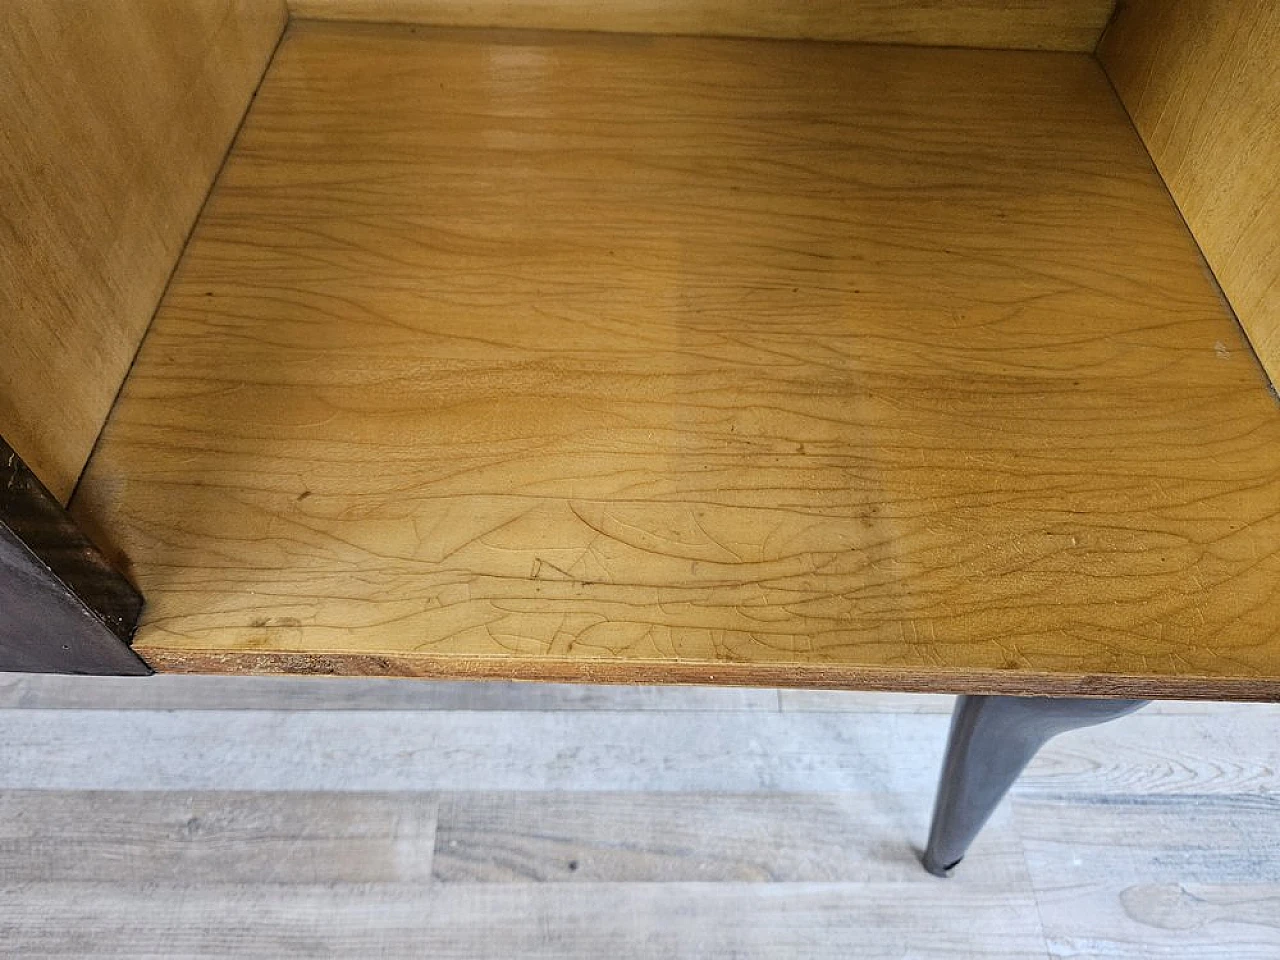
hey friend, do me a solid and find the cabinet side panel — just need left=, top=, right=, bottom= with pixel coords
left=0, top=0, right=288, bottom=501
left=1098, top=0, right=1280, bottom=388
left=288, top=0, right=1116, bottom=51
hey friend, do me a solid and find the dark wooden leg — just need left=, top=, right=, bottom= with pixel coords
left=0, top=436, right=150, bottom=674
left=922, top=694, right=1146, bottom=877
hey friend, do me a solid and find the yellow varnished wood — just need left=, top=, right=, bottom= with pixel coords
left=75, top=24, right=1280, bottom=697
left=1098, top=0, right=1280, bottom=389
left=0, top=0, right=287, bottom=500
left=288, top=0, right=1117, bottom=51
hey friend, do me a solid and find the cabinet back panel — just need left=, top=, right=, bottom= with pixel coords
left=289, top=0, right=1118, bottom=51
left=0, top=0, right=287, bottom=500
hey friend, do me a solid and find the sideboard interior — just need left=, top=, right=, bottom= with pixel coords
left=2, top=0, right=1278, bottom=696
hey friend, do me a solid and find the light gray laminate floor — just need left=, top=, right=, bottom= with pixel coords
left=1, top=674, right=1277, bottom=958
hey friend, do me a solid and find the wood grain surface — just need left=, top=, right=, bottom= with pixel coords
left=0, top=0, right=286, bottom=499
left=0, top=673, right=779, bottom=711
left=0, top=790, right=438, bottom=883
left=2, top=676, right=1278, bottom=958
left=1098, top=0, right=1280, bottom=388
left=287, top=0, right=1117, bottom=50
left=74, top=23, right=1280, bottom=698
left=431, top=791, right=1026, bottom=883
left=0, top=882, right=1050, bottom=959
left=0, top=708, right=920, bottom=792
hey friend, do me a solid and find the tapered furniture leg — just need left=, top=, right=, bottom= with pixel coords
left=922, top=694, right=1147, bottom=877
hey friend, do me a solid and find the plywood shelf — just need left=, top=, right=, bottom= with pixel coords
left=74, top=22, right=1280, bottom=698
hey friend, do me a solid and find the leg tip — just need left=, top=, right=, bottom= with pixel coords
left=921, top=852, right=961, bottom=878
